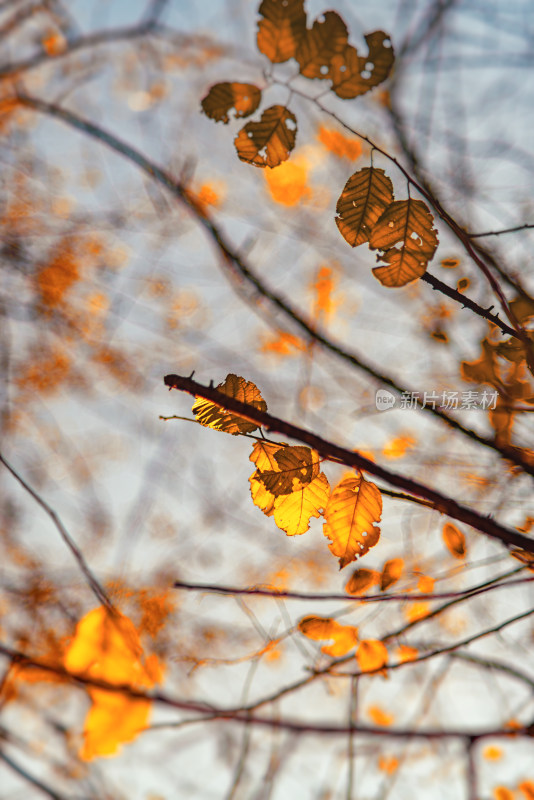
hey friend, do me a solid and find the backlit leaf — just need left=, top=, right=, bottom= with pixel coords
left=356, top=639, right=388, bottom=672
left=257, top=0, right=306, bottom=63
left=367, top=705, right=394, bottom=726
left=370, top=199, right=439, bottom=286
left=380, top=558, right=404, bottom=591
left=234, top=105, right=297, bottom=168
left=264, top=156, right=310, bottom=205
left=336, top=167, right=394, bottom=247
left=192, top=373, right=267, bottom=434
left=323, top=474, right=382, bottom=569
left=318, top=125, right=362, bottom=160
left=442, top=523, right=467, bottom=559
left=397, top=644, right=418, bottom=663
left=328, top=32, right=394, bottom=100
left=272, top=471, right=330, bottom=536
left=345, top=567, right=379, bottom=595
left=298, top=615, right=358, bottom=656
left=296, top=11, right=348, bottom=79
left=201, top=82, right=261, bottom=124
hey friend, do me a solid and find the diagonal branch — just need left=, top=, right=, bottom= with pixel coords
left=164, top=373, right=534, bottom=554
left=14, top=92, right=534, bottom=477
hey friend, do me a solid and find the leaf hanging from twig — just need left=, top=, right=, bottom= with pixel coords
left=336, top=167, right=394, bottom=247
left=192, top=374, right=267, bottom=434
left=328, top=31, right=394, bottom=100
left=234, top=105, right=297, bottom=168
left=201, top=82, right=262, bottom=124
left=257, top=0, right=307, bottom=63
left=323, top=474, right=382, bottom=569
left=296, top=11, right=348, bottom=79
left=369, top=198, right=439, bottom=286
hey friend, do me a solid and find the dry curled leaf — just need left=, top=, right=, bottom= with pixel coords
left=192, top=374, right=267, bottom=434
left=442, top=523, right=467, bottom=559
left=323, top=474, right=382, bottom=569
left=201, top=82, right=262, bottom=124
left=336, top=167, right=394, bottom=247
left=369, top=198, right=439, bottom=286
left=234, top=105, right=297, bottom=168
left=257, top=0, right=306, bottom=63
left=298, top=616, right=358, bottom=656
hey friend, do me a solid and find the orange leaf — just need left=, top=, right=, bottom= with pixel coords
left=235, top=105, right=297, bottom=168
left=417, top=575, right=435, bottom=593
left=64, top=607, right=163, bottom=761
left=192, top=373, right=267, bottom=435
left=370, top=199, right=439, bottom=286
left=298, top=616, right=358, bottom=656
left=380, top=558, right=404, bottom=591
left=336, top=167, right=394, bottom=248
left=397, top=644, right=418, bottom=663
left=494, top=788, right=515, bottom=800
left=382, top=434, right=416, bottom=459
left=442, top=523, right=467, bottom=559
left=323, top=474, right=382, bottom=569
left=367, top=705, right=394, bottom=726
left=264, top=157, right=310, bottom=205
left=345, top=568, right=379, bottom=595
left=483, top=746, right=502, bottom=761
left=257, top=0, right=307, bottom=63
left=404, top=602, right=430, bottom=623
left=356, top=639, right=388, bottom=672
left=318, top=125, right=362, bottom=160
left=201, top=82, right=261, bottom=124
left=378, top=756, right=399, bottom=774
left=519, top=781, right=534, bottom=800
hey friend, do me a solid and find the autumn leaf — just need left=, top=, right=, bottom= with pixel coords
left=201, top=82, right=262, bottom=124
left=369, top=198, right=439, bottom=286
left=257, top=0, right=306, bottom=63
left=345, top=567, right=379, bottom=595
left=356, top=639, right=388, bottom=672
left=298, top=615, right=358, bottom=656
left=323, top=474, right=382, bottom=569
left=397, top=644, right=418, bottom=663
left=234, top=105, right=297, bottom=168
left=264, top=156, right=310, bottom=205
left=367, top=705, right=394, bottom=726
left=328, top=31, right=394, bottom=100
left=519, top=781, right=534, bottom=800
left=380, top=558, right=403, bottom=591
left=442, top=523, right=467, bottom=559
left=296, top=11, right=348, bottom=79
left=336, top=167, right=394, bottom=248
left=461, top=338, right=501, bottom=388
left=64, top=606, right=163, bottom=761
left=192, top=374, right=267, bottom=434
left=272, top=471, right=330, bottom=536
left=318, top=125, right=362, bottom=160
left=494, top=788, right=515, bottom=800
left=257, top=445, right=320, bottom=495
left=378, top=756, right=399, bottom=774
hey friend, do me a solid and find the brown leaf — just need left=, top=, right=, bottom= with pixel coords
left=234, top=105, right=297, bottom=168
left=345, top=567, right=379, bottom=595
left=257, top=0, right=306, bottom=63
left=192, top=374, right=267, bottom=434
left=369, top=199, right=439, bottom=286
left=442, top=523, right=467, bottom=559
left=328, top=32, right=394, bottom=100
left=258, top=445, right=320, bottom=495
left=296, top=11, right=348, bottom=79
left=201, top=82, right=262, bottom=124
left=323, top=474, right=382, bottom=569
left=336, top=167, right=394, bottom=247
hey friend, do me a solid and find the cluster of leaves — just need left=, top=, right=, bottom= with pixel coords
left=335, top=167, right=439, bottom=286
left=190, top=373, right=382, bottom=568
left=201, top=0, right=394, bottom=167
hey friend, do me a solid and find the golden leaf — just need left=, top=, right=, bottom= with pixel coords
left=380, top=558, right=404, bottom=591
left=192, top=373, right=267, bottom=435
left=345, top=567, right=379, bottom=595
left=249, top=472, right=276, bottom=515
left=296, top=11, right=348, bottom=79
left=328, top=32, right=394, bottom=100
left=397, top=644, right=418, bottom=663
left=298, top=615, right=358, bottom=656
left=272, top=471, right=330, bottom=536
left=257, top=0, right=307, bottom=63
left=356, top=639, right=388, bottom=672
left=367, top=705, right=394, bottom=726
left=369, top=199, right=439, bottom=286
left=234, top=105, right=297, bottom=168
left=494, top=788, right=515, bottom=800
left=264, top=156, right=310, bottom=205
left=442, top=523, right=467, bottom=559
left=64, top=607, right=163, bottom=761
left=336, top=167, right=394, bottom=247
left=250, top=440, right=283, bottom=471
left=519, top=781, right=534, bottom=800
left=323, top=474, right=382, bottom=569
left=200, top=82, right=261, bottom=124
